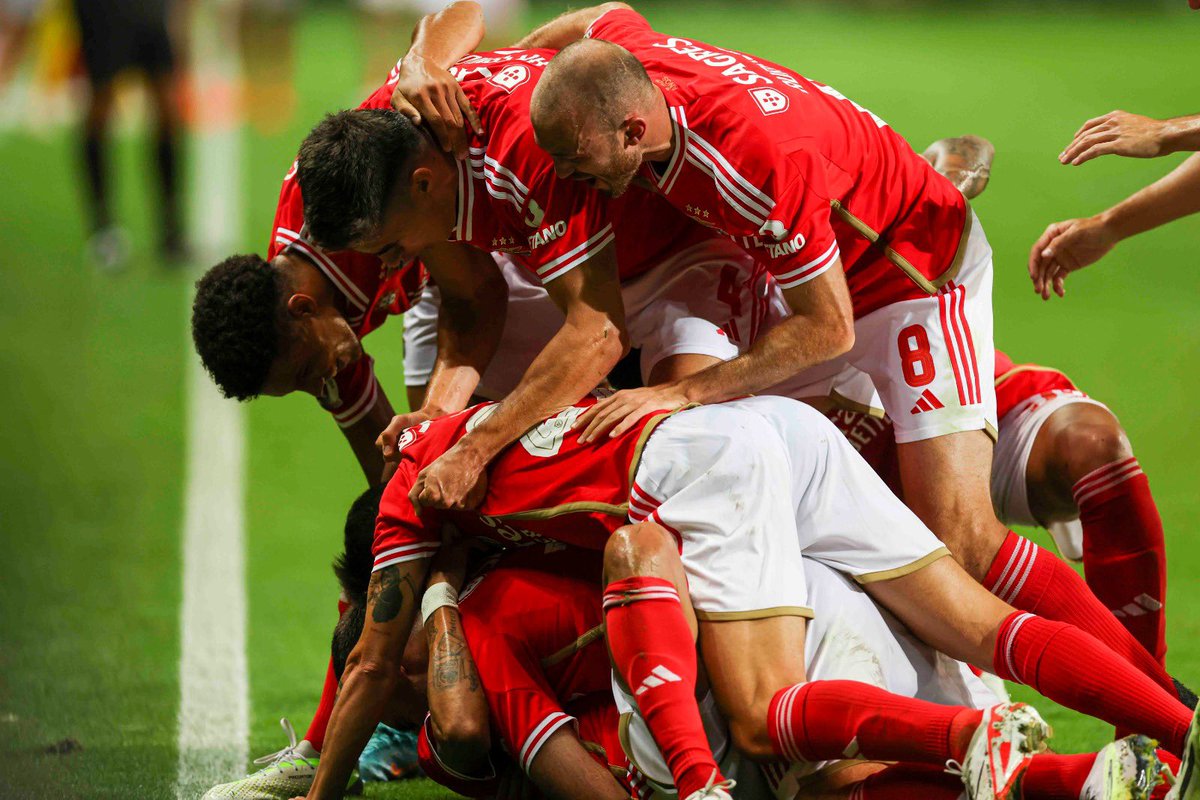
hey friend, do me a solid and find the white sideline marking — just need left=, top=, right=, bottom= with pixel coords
left=176, top=7, right=247, bottom=798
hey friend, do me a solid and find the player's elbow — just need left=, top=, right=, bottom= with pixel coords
left=590, top=316, right=630, bottom=368
left=825, top=308, right=855, bottom=358
left=431, top=711, right=490, bottom=757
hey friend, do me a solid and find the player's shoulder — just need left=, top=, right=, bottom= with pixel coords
left=584, top=5, right=656, bottom=41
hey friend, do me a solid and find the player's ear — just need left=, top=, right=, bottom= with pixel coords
left=285, top=292, right=319, bottom=319
left=410, top=166, right=435, bottom=200
left=623, top=115, right=646, bottom=147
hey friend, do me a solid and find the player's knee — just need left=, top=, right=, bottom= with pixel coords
left=1052, top=413, right=1132, bottom=483
left=727, top=711, right=777, bottom=761
left=604, top=522, right=677, bottom=582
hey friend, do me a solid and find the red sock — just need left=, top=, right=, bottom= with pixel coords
left=1074, top=458, right=1168, bottom=665
left=985, top=530, right=1175, bottom=696
left=993, top=612, right=1191, bottom=755
left=768, top=680, right=982, bottom=765
left=1022, top=753, right=1095, bottom=799
left=853, top=763, right=964, bottom=800
left=303, top=598, right=351, bottom=751
left=604, top=577, right=721, bottom=798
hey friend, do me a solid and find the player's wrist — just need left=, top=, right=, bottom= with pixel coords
left=421, top=582, right=460, bottom=624
left=1095, top=208, right=1133, bottom=243
left=1161, top=115, right=1200, bottom=153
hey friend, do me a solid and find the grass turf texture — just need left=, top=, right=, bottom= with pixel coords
left=0, top=2, right=1197, bottom=797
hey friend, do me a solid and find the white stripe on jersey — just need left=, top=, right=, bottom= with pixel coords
left=536, top=223, right=615, bottom=280
left=683, top=147, right=769, bottom=229
left=275, top=228, right=371, bottom=309
left=332, top=370, right=379, bottom=429
left=483, top=154, right=530, bottom=200
left=519, top=712, right=575, bottom=772
left=373, top=541, right=441, bottom=572
left=774, top=240, right=840, bottom=288
left=684, top=126, right=775, bottom=220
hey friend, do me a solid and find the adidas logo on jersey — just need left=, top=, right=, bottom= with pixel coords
left=910, top=389, right=944, bottom=415
left=635, top=665, right=683, bottom=696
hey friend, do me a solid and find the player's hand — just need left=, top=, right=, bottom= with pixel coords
left=391, top=54, right=482, bottom=161
left=377, top=408, right=438, bottom=462
left=409, top=442, right=489, bottom=513
left=574, top=384, right=690, bottom=443
left=1028, top=216, right=1119, bottom=300
left=1059, top=110, right=1173, bottom=165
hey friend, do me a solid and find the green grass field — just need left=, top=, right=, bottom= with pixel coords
left=1, top=2, right=1198, bottom=798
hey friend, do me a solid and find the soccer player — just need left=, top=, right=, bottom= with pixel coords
left=1032, top=109, right=1199, bottom=299
left=491, top=2, right=1176, bottom=698
left=305, top=394, right=1198, bottom=800
left=823, top=349, right=1174, bottom=674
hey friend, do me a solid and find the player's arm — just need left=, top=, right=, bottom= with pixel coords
left=340, top=384, right=395, bottom=484
left=422, top=541, right=491, bottom=775
left=529, top=728, right=629, bottom=800
left=390, top=1, right=485, bottom=159
left=1059, top=110, right=1200, bottom=166
left=1029, top=152, right=1200, bottom=300
left=577, top=264, right=853, bottom=440
left=512, top=2, right=632, bottom=49
left=921, top=135, right=994, bottom=200
left=411, top=246, right=627, bottom=510
left=306, top=559, right=430, bottom=800
left=378, top=243, right=507, bottom=460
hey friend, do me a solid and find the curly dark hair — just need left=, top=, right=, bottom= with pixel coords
left=333, top=483, right=386, bottom=605
left=191, top=254, right=285, bottom=401
left=297, top=108, right=425, bottom=251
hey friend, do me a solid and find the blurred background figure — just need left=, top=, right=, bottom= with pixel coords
left=71, top=0, right=187, bottom=271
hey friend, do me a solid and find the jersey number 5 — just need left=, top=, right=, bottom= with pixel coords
left=898, top=324, right=935, bottom=388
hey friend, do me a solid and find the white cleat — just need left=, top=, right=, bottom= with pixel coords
left=955, top=702, right=1052, bottom=800
left=682, top=771, right=736, bottom=800
left=200, top=718, right=326, bottom=800
left=1166, top=703, right=1200, bottom=800
left=1081, top=735, right=1164, bottom=800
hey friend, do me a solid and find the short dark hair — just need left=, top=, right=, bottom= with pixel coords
left=332, top=483, right=386, bottom=605
left=297, top=109, right=425, bottom=251
left=331, top=603, right=366, bottom=679
left=191, top=254, right=285, bottom=401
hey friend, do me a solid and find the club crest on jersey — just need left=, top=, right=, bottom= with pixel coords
left=750, top=87, right=789, bottom=116
left=489, top=64, right=531, bottom=93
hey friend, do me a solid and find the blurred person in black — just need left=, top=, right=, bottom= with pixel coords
left=71, top=0, right=186, bottom=270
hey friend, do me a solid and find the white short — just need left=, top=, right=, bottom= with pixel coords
left=616, top=559, right=998, bottom=799
left=623, top=239, right=772, bottom=380
left=403, top=241, right=772, bottom=396
left=991, top=390, right=1107, bottom=560
left=778, top=211, right=997, bottom=444
left=633, top=398, right=949, bottom=620
left=403, top=254, right=563, bottom=401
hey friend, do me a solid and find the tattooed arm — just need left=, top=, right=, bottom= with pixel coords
left=424, top=541, right=491, bottom=775
left=304, top=560, right=429, bottom=800
left=922, top=135, right=995, bottom=200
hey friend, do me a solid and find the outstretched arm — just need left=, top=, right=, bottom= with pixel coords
left=1059, top=110, right=1200, bottom=166
left=1029, top=152, right=1200, bottom=300
left=513, top=2, right=632, bottom=49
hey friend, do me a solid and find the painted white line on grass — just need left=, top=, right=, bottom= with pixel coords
left=176, top=6, right=247, bottom=798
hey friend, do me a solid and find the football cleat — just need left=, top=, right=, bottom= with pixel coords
left=1080, top=735, right=1164, bottom=800
left=1166, top=703, right=1200, bottom=800
left=682, top=771, right=736, bottom=800
left=200, top=718, right=360, bottom=800
left=955, top=702, right=1052, bottom=800
left=358, top=722, right=421, bottom=782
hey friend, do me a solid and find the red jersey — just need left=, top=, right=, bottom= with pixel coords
left=372, top=395, right=677, bottom=569
left=585, top=9, right=969, bottom=318
left=993, top=350, right=1081, bottom=421
left=447, top=49, right=711, bottom=283
left=268, top=62, right=428, bottom=427
left=416, top=547, right=625, bottom=793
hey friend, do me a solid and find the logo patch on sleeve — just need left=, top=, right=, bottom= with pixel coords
left=749, top=87, right=789, bottom=116
left=489, top=64, right=531, bottom=93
